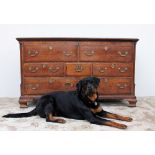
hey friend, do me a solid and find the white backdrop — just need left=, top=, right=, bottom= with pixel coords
left=0, top=24, right=154, bottom=97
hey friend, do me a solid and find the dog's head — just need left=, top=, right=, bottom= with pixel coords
left=76, top=77, right=100, bottom=102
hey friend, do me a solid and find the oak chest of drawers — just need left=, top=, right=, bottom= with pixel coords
left=17, top=38, right=139, bottom=107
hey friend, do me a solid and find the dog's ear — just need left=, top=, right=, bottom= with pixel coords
left=93, top=77, right=100, bottom=86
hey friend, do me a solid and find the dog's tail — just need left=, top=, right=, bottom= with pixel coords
left=2, top=108, right=37, bottom=118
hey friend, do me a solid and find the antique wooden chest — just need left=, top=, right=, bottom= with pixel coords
left=17, top=38, right=139, bottom=107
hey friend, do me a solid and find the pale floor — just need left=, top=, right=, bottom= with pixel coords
left=0, top=97, right=155, bottom=130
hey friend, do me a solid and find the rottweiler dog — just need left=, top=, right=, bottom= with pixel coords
left=3, top=77, right=132, bottom=129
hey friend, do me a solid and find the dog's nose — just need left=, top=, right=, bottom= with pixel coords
left=88, top=85, right=92, bottom=89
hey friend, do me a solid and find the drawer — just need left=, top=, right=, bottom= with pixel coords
left=93, top=63, right=133, bottom=77
left=79, top=45, right=133, bottom=62
left=23, top=41, right=78, bottom=62
left=79, top=41, right=134, bottom=46
left=98, top=77, right=132, bottom=95
left=23, top=77, right=133, bottom=95
left=66, top=63, right=92, bottom=76
left=23, top=63, right=64, bottom=77
left=23, top=41, right=78, bottom=46
left=23, top=77, right=78, bottom=95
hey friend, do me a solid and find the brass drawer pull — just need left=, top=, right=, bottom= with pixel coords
left=28, top=66, right=39, bottom=73
left=64, top=81, right=73, bottom=87
left=117, top=83, right=127, bottom=89
left=48, top=66, right=60, bottom=73
left=118, top=51, right=128, bottom=57
left=99, top=67, right=108, bottom=73
left=63, top=51, right=73, bottom=56
left=75, top=65, right=83, bottom=72
left=29, top=84, right=39, bottom=90
left=48, top=79, right=55, bottom=84
left=28, top=50, right=39, bottom=57
left=118, top=67, right=128, bottom=73
left=84, top=50, right=95, bottom=56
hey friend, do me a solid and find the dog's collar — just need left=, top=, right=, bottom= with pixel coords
left=83, top=97, right=99, bottom=109
left=78, top=92, right=100, bottom=108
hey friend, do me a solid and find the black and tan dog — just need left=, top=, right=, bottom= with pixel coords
left=3, top=77, right=132, bottom=129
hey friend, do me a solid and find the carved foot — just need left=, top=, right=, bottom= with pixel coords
left=20, top=102, right=28, bottom=108
left=19, top=96, right=34, bottom=108
left=126, top=98, right=137, bottom=107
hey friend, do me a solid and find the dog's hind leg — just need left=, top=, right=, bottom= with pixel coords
left=46, top=113, right=66, bottom=124
left=44, top=104, right=66, bottom=124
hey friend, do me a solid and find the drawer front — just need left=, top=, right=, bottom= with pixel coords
left=23, top=41, right=78, bottom=46
left=23, top=77, right=78, bottom=95
left=23, top=63, right=64, bottom=77
left=23, top=77, right=132, bottom=95
left=79, top=45, right=133, bottom=62
left=23, top=41, right=78, bottom=62
left=93, top=63, right=133, bottom=77
left=66, top=63, right=92, bottom=76
left=79, top=41, right=134, bottom=46
left=98, top=77, right=132, bottom=95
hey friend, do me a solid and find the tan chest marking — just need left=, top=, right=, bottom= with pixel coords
left=91, top=106, right=103, bottom=114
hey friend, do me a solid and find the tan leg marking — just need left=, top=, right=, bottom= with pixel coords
left=47, top=114, right=66, bottom=124
left=105, top=113, right=133, bottom=122
left=103, top=121, right=127, bottom=129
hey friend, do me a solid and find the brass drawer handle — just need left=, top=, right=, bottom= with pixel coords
left=63, top=51, right=73, bottom=56
left=99, top=67, right=108, bottom=73
left=29, top=84, right=39, bottom=90
left=118, top=67, right=128, bottom=73
left=64, top=81, right=73, bottom=87
left=28, top=50, right=39, bottom=57
left=28, top=66, right=39, bottom=73
left=118, top=51, right=128, bottom=57
left=48, top=79, right=55, bottom=84
left=75, top=65, right=83, bottom=72
left=48, top=66, right=60, bottom=73
left=117, top=83, right=127, bottom=89
left=84, top=50, right=95, bottom=56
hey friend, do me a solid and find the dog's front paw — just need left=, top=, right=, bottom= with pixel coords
left=125, top=117, right=133, bottom=122
left=119, top=124, right=127, bottom=129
